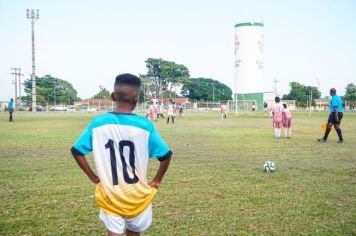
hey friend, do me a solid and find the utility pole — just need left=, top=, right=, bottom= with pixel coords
left=143, top=82, right=146, bottom=106
left=98, top=85, right=103, bottom=111
left=159, top=78, right=163, bottom=104
left=316, top=78, right=321, bottom=110
left=53, top=82, right=56, bottom=106
left=18, top=69, right=24, bottom=106
left=11, top=68, right=24, bottom=110
left=11, top=68, right=18, bottom=110
left=26, top=9, right=39, bottom=112
left=212, top=82, right=215, bottom=102
left=309, top=89, right=313, bottom=118
left=273, top=77, right=279, bottom=97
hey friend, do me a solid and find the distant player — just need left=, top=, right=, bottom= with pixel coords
left=251, top=102, right=256, bottom=112
left=167, top=99, right=175, bottom=124
left=282, top=103, right=292, bottom=138
left=318, top=88, right=344, bottom=143
left=152, top=103, right=158, bottom=121
left=145, top=102, right=156, bottom=121
left=178, top=105, right=183, bottom=117
left=71, top=73, right=172, bottom=236
left=220, top=103, right=227, bottom=119
left=264, top=101, right=268, bottom=113
left=156, top=103, right=165, bottom=119
left=272, top=96, right=283, bottom=139
left=8, top=98, right=14, bottom=122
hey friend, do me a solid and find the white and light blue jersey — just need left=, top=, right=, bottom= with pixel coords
left=72, top=112, right=171, bottom=218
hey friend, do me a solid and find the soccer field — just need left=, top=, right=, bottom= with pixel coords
left=0, top=111, right=355, bottom=235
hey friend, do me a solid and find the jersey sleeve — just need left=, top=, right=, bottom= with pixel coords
left=72, top=121, right=94, bottom=156
left=148, top=125, right=170, bottom=159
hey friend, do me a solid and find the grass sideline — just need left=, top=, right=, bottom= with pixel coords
left=0, top=111, right=355, bottom=235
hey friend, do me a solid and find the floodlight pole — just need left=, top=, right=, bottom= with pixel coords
left=26, top=9, right=39, bottom=112
left=273, top=77, right=279, bottom=97
left=309, top=89, right=313, bottom=118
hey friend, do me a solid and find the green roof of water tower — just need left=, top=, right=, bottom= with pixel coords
left=234, top=22, right=264, bottom=28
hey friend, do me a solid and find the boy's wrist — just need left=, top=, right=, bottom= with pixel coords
left=149, top=180, right=161, bottom=189
left=90, top=175, right=100, bottom=184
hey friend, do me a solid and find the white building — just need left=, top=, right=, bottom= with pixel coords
left=234, top=22, right=264, bottom=110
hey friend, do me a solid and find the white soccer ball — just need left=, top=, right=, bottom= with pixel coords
left=263, top=161, right=277, bottom=172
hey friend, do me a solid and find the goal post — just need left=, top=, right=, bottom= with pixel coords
left=227, top=100, right=257, bottom=114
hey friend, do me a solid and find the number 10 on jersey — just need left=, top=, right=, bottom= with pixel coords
left=105, top=139, right=139, bottom=185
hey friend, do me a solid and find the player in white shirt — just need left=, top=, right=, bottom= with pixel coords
left=71, top=73, right=172, bottom=236
left=167, top=99, right=175, bottom=124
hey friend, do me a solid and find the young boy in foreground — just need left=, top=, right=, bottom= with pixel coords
left=71, top=73, right=172, bottom=236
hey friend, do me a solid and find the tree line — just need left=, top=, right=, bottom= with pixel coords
left=20, top=58, right=355, bottom=107
left=21, top=58, right=233, bottom=106
left=282, top=82, right=356, bottom=107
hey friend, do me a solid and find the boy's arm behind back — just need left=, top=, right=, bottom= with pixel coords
left=148, top=123, right=173, bottom=189
left=149, top=152, right=172, bottom=189
left=71, top=148, right=100, bottom=184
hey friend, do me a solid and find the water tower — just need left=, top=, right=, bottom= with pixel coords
left=234, top=22, right=264, bottom=110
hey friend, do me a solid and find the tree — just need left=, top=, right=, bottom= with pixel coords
left=181, top=77, right=233, bottom=101
left=23, top=75, right=78, bottom=106
left=145, top=58, right=162, bottom=98
left=344, top=83, right=356, bottom=109
left=282, top=82, right=321, bottom=107
left=93, top=88, right=111, bottom=100
left=144, top=58, right=190, bottom=98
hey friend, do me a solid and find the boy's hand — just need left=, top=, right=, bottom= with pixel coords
left=149, top=180, right=161, bottom=189
left=149, top=152, right=172, bottom=190
left=71, top=150, right=101, bottom=185
left=91, top=175, right=100, bottom=184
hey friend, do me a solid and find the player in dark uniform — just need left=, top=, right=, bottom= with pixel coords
left=318, top=88, right=344, bottom=143
left=8, top=98, right=14, bottom=122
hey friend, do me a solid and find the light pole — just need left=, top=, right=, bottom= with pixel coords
left=212, top=82, right=215, bottom=102
left=53, top=82, right=57, bottom=105
left=98, top=85, right=103, bottom=111
left=273, top=77, right=279, bottom=97
left=160, top=78, right=163, bottom=104
left=309, top=89, right=313, bottom=118
left=11, top=68, right=19, bottom=110
left=316, top=78, right=321, bottom=110
left=53, top=83, right=62, bottom=106
left=53, top=82, right=55, bottom=105
left=26, top=9, right=39, bottom=112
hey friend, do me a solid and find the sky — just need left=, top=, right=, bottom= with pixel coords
left=0, top=0, right=355, bottom=101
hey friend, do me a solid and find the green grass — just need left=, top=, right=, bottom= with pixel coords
left=0, top=111, right=355, bottom=235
